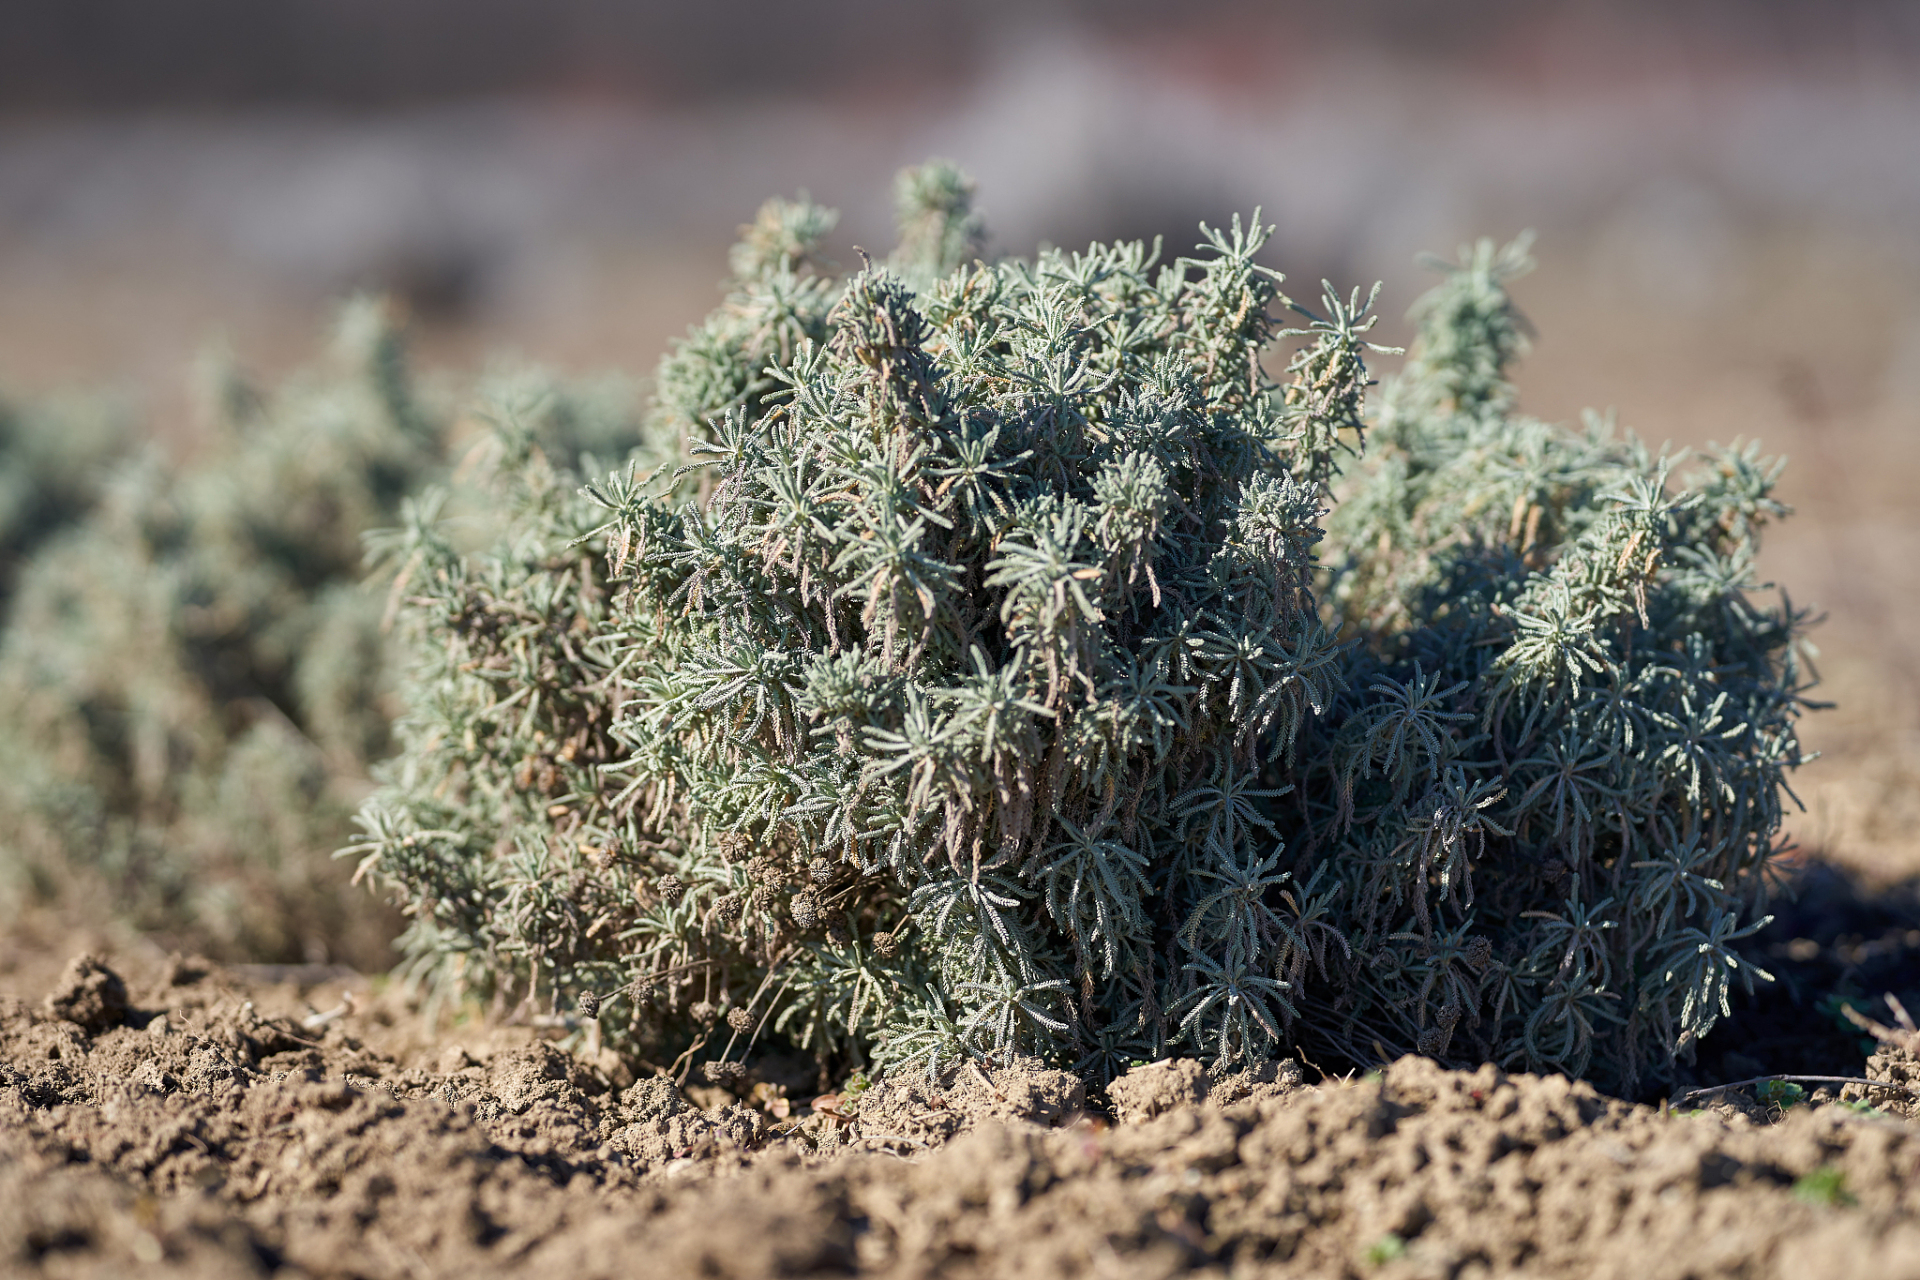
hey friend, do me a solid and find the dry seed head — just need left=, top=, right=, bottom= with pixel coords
left=702, top=1059, right=746, bottom=1084
left=691, top=1000, right=718, bottom=1026
left=727, top=1006, right=755, bottom=1033
left=655, top=874, right=687, bottom=903
left=872, top=931, right=899, bottom=958
left=808, top=856, right=837, bottom=886
left=1417, top=1003, right=1463, bottom=1057
left=576, top=991, right=602, bottom=1020
left=789, top=890, right=820, bottom=931
left=597, top=832, right=626, bottom=868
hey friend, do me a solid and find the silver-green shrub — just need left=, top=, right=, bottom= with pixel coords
left=0, top=306, right=470, bottom=962
left=1305, top=235, right=1812, bottom=1087
left=351, top=166, right=1815, bottom=1092
left=0, top=387, right=131, bottom=622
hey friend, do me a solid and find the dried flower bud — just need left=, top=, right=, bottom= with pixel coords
left=727, top=1006, right=755, bottom=1033
left=1417, top=1002, right=1462, bottom=1057
left=576, top=991, right=602, bottom=1020
left=718, top=831, right=752, bottom=863
left=872, top=931, right=899, bottom=958
left=790, top=890, right=820, bottom=931
left=655, top=874, right=687, bottom=903
left=808, top=856, right=837, bottom=886
left=715, top=893, right=745, bottom=924
left=692, top=1000, right=718, bottom=1026
left=595, top=833, right=625, bottom=870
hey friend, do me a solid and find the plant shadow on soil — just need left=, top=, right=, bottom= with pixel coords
left=6, top=858, right=1920, bottom=1279
left=1695, top=859, right=1920, bottom=1093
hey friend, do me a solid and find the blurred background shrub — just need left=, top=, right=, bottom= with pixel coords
left=0, top=306, right=450, bottom=965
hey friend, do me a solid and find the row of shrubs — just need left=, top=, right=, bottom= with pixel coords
left=0, top=164, right=1816, bottom=1094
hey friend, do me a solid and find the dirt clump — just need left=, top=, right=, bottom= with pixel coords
left=1106, top=1057, right=1304, bottom=1123
left=840, top=1056, right=1087, bottom=1153
left=1860, top=1044, right=1920, bottom=1118
left=8, top=950, right=1920, bottom=1278
left=1108, top=1057, right=1210, bottom=1123
left=1836, top=1010, right=1920, bottom=1121
left=602, top=1073, right=770, bottom=1167
left=41, top=954, right=128, bottom=1036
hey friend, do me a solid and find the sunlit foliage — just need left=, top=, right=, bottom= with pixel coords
left=351, top=165, right=1815, bottom=1092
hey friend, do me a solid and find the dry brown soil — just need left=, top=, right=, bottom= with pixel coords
left=7, top=940, right=1920, bottom=1280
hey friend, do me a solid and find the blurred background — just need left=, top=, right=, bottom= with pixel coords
left=1, top=0, right=1916, bottom=915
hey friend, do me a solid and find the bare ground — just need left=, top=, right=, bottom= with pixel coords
left=6, top=930, right=1920, bottom=1280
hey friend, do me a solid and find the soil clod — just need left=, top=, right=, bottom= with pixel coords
left=41, top=954, right=128, bottom=1035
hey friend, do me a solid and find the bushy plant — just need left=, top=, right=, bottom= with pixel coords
left=350, top=165, right=1815, bottom=1092
left=0, top=304, right=576, bottom=964
left=0, top=386, right=131, bottom=619
left=1302, top=235, right=1813, bottom=1088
